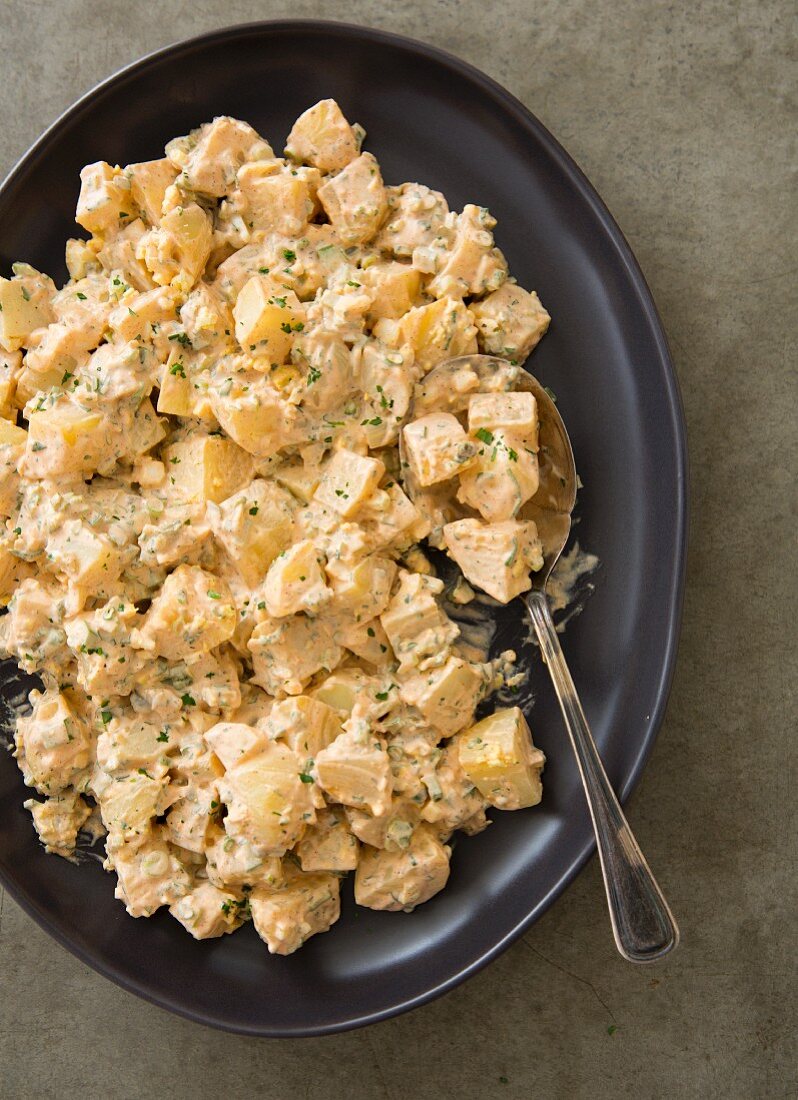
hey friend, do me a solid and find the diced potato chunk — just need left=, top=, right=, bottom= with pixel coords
left=399, top=656, right=484, bottom=737
left=249, top=615, right=342, bottom=696
left=250, top=869, right=340, bottom=955
left=273, top=462, right=322, bottom=504
left=108, top=286, right=178, bottom=342
left=380, top=571, right=459, bottom=671
left=314, top=727, right=392, bottom=816
left=296, top=807, right=359, bottom=872
left=0, top=276, right=54, bottom=352
left=427, top=204, right=507, bottom=299
left=317, top=153, right=387, bottom=245
left=285, top=99, right=361, bottom=172
left=156, top=354, right=192, bottom=416
left=337, top=617, right=393, bottom=666
left=354, top=824, right=450, bottom=911
left=263, top=539, right=330, bottom=617
left=138, top=203, right=213, bottom=287
left=133, top=564, right=236, bottom=660
left=174, top=116, right=272, bottom=197
left=386, top=296, right=478, bottom=374
left=456, top=707, right=545, bottom=810
left=468, top=391, right=538, bottom=437
left=265, top=695, right=342, bottom=758
left=23, top=401, right=113, bottom=479
left=403, top=413, right=477, bottom=487
left=237, top=163, right=320, bottom=237
left=169, top=882, right=245, bottom=939
left=45, top=518, right=122, bottom=589
left=208, top=478, right=295, bottom=586
left=220, top=741, right=314, bottom=856
left=314, top=448, right=384, bottom=517
left=126, top=158, right=179, bottom=225
left=471, top=282, right=551, bottom=362
left=161, top=434, right=254, bottom=504
left=443, top=517, right=544, bottom=603
left=75, top=161, right=136, bottom=234
left=207, top=373, right=297, bottom=458
left=24, top=791, right=91, bottom=857
left=15, top=688, right=92, bottom=793
left=362, top=261, right=422, bottom=321
left=328, top=555, right=397, bottom=624
left=233, top=275, right=305, bottom=360
left=205, top=721, right=269, bottom=770
left=111, top=829, right=191, bottom=916
left=457, top=428, right=540, bottom=521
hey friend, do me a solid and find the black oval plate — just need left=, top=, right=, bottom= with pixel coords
left=0, top=21, right=687, bottom=1035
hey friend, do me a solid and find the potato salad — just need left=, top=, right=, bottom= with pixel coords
left=0, top=102, right=552, bottom=954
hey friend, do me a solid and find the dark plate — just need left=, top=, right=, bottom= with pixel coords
left=0, top=21, right=687, bottom=1035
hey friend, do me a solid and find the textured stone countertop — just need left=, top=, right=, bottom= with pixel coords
left=0, top=3, right=793, bottom=1098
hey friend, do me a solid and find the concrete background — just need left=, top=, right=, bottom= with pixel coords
left=0, top=1, right=794, bottom=1097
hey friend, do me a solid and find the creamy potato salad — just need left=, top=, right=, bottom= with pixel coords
left=0, top=102, right=552, bottom=954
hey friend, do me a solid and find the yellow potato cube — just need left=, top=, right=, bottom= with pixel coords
left=108, top=286, right=178, bottom=341
left=0, top=547, right=31, bottom=605
left=139, top=203, right=212, bottom=287
left=317, top=152, right=387, bottom=245
left=443, top=517, right=544, bottom=603
left=380, top=571, right=459, bottom=671
left=402, top=412, right=477, bottom=487
left=169, top=882, right=245, bottom=940
left=314, top=728, right=392, bottom=816
left=471, top=282, right=551, bottom=362
left=208, top=478, right=295, bottom=586
left=221, top=740, right=314, bottom=857
left=15, top=689, right=92, bottom=793
left=161, top=434, right=254, bottom=504
left=133, top=564, right=236, bottom=661
left=329, top=555, right=397, bottom=624
left=285, top=99, right=361, bottom=173
left=233, top=275, right=305, bottom=359
left=45, top=519, right=122, bottom=589
left=427, top=204, right=508, bottom=299
left=23, top=402, right=111, bottom=478
left=156, top=353, right=193, bottom=416
left=273, top=461, right=322, bottom=503
left=263, top=539, right=331, bottom=618
left=266, top=695, right=342, bottom=758
left=208, top=373, right=298, bottom=458
left=126, top=157, right=179, bottom=225
left=468, top=391, right=538, bottom=437
left=0, top=277, right=54, bottom=352
left=337, top=618, right=393, bottom=666
left=100, top=772, right=169, bottom=840
left=362, top=261, right=422, bottom=320
left=205, top=721, right=269, bottom=771
left=313, top=448, right=385, bottom=518
left=75, top=161, right=136, bottom=235
left=296, top=807, right=359, bottom=872
left=354, top=824, right=450, bottom=911
left=0, top=417, right=26, bottom=446
left=249, top=615, right=343, bottom=696
left=399, top=656, right=484, bottom=737
left=237, top=163, right=320, bottom=237
left=250, top=869, right=340, bottom=955
left=175, top=116, right=272, bottom=197
left=390, top=296, right=478, bottom=374
left=456, top=707, right=545, bottom=810
left=457, top=428, right=540, bottom=522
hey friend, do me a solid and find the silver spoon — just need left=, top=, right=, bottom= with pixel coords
left=406, top=354, right=680, bottom=963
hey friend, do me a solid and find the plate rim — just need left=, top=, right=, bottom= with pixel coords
left=0, top=18, right=689, bottom=1036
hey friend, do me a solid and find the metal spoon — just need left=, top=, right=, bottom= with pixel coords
left=406, top=354, right=680, bottom=963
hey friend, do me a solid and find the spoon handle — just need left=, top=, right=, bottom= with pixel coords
left=524, top=589, right=679, bottom=963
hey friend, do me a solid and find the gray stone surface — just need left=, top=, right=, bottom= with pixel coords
left=0, top=2, right=794, bottom=1097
